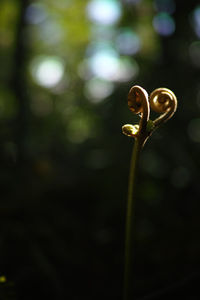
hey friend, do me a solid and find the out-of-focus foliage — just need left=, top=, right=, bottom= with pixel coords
left=1, top=0, right=200, bottom=299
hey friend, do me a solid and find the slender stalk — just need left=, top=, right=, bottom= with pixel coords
left=122, top=84, right=177, bottom=300
left=123, top=137, right=142, bottom=300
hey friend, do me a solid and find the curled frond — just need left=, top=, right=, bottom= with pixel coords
left=149, top=88, right=177, bottom=126
left=122, top=124, right=139, bottom=138
left=122, top=85, right=177, bottom=147
left=127, top=85, right=150, bottom=134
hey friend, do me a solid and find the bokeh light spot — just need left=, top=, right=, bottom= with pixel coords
left=38, top=20, right=63, bottom=45
left=25, top=3, right=47, bottom=24
left=153, top=13, right=175, bottom=36
left=86, top=0, right=121, bottom=25
left=88, top=49, right=119, bottom=80
left=192, top=5, right=200, bottom=38
left=116, top=29, right=141, bottom=55
left=0, top=276, right=6, bottom=283
left=84, top=78, right=114, bottom=103
left=88, top=48, right=139, bottom=82
left=114, top=58, right=139, bottom=82
left=67, top=111, right=93, bottom=144
left=90, top=25, right=116, bottom=41
left=30, top=56, right=65, bottom=88
left=86, top=41, right=116, bottom=57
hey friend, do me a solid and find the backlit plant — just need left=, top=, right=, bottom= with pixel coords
left=122, top=85, right=177, bottom=300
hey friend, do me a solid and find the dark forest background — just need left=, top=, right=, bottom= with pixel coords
left=1, top=0, right=200, bottom=299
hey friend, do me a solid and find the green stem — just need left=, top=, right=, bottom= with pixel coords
left=123, top=137, right=142, bottom=300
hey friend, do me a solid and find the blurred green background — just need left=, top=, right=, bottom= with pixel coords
left=1, top=0, right=200, bottom=299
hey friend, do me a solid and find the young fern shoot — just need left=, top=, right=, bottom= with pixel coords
left=122, top=85, right=177, bottom=300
